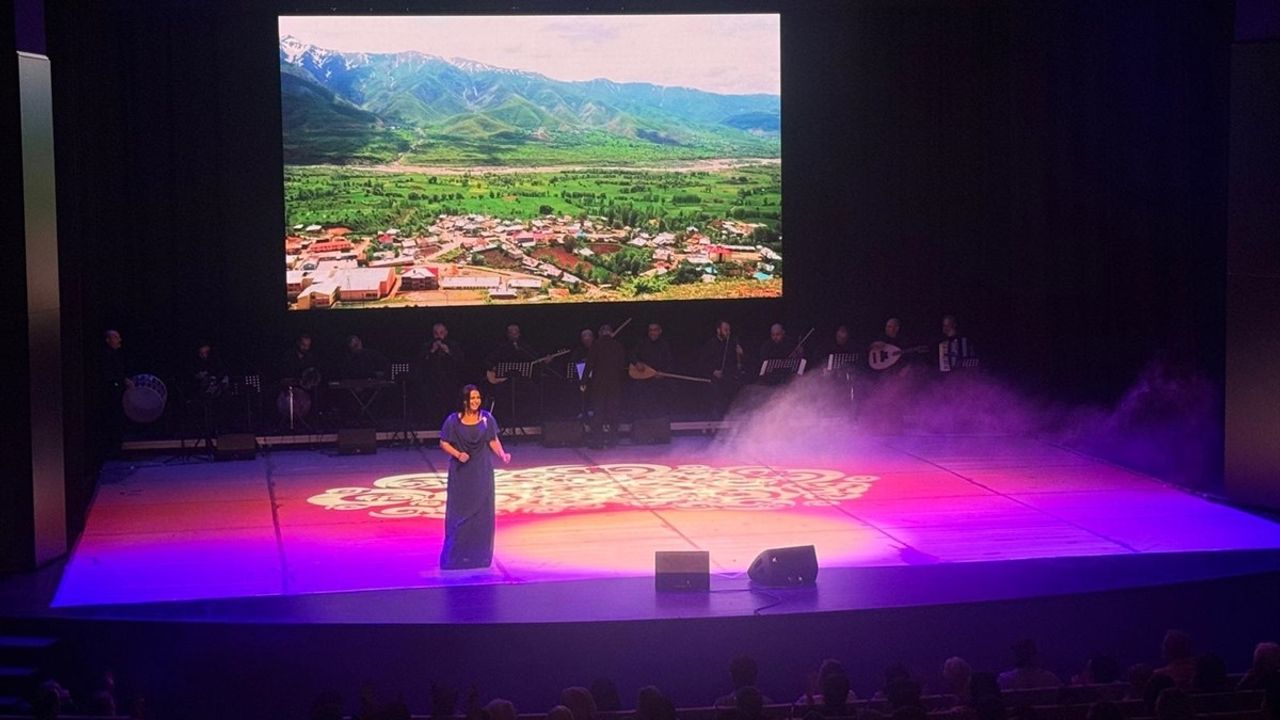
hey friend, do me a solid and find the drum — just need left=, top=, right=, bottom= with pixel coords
left=123, top=374, right=168, bottom=423
left=276, top=385, right=312, bottom=424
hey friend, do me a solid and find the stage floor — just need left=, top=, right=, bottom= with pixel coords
left=51, top=432, right=1280, bottom=614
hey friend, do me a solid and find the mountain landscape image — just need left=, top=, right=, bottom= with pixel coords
left=280, top=15, right=782, bottom=309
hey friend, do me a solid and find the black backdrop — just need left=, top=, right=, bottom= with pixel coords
left=44, top=0, right=1232, bottom=440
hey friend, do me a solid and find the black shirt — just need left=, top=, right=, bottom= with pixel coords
left=632, top=337, right=675, bottom=373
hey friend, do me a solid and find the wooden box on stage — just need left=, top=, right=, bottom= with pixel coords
left=655, top=550, right=710, bottom=592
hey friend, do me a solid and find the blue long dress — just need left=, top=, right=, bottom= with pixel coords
left=439, top=410, right=499, bottom=569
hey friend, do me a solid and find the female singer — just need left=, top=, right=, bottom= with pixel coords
left=438, top=384, right=511, bottom=569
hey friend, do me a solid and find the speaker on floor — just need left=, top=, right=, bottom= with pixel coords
left=748, top=545, right=818, bottom=587
left=655, top=550, right=710, bottom=592
left=336, top=427, right=377, bottom=455
left=541, top=419, right=584, bottom=447
left=214, top=433, right=257, bottom=461
left=631, top=417, right=671, bottom=444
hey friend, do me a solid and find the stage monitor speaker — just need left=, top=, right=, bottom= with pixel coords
left=748, top=545, right=818, bottom=587
left=337, top=428, right=377, bottom=455
left=542, top=419, right=583, bottom=447
left=631, top=417, right=671, bottom=444
left=655, top=550, right=710, bottom=592
left=215, top=433, right=257, bottom=461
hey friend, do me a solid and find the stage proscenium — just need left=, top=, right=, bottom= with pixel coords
left=279, top=14, right=782, bottom=310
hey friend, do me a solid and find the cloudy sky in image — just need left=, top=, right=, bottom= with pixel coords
left=279, top=14, right=780, bottom=96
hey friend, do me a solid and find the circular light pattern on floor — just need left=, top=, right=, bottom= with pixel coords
left=306, top=463, right=879, bottom=519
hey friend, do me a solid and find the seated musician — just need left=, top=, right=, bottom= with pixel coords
left=758, top=323, right=802, bottom=385
left=938, top=315, right=978, bottom=372
left=630, top=322, right=675, bottom=418
left=189, top=341, right=229, bottom=402
left=870, top=317, right=925, bottom=376
left=821, top=325, right=858, bottom=370
left=278, top=334, right=318, bottom=384
left=337, top=335, right=390, bottom=380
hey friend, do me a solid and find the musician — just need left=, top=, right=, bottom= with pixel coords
left=485, top=324, right=539, bottom=368
left=484, top=324, right=540, bottom=426
left=571, top=328, right=595, bottom=364
left=820, top=325, right=857, bottom=367
left=584, top=324, right=627, bottom=447
left=631, top=322, right=676, bottom=418
left=938, top=315, right=978, bottom=372
left=633, top=322, right=675, bottom=373
left=759, top=323, right=801, bottom=361
left=870, top=317, right=922, bottom=376
left=279, top=334, right=317, bottom=383
left=417, top=323, right=465, bottom=425
left=188, top=342, right=229, bottom=401
left=699, top=320, right=745, bottom=419
left=336, top=335, right=390, bottom=380
left=438, top=384, right=511, bottom=569
left=98, top=329, right=132, bottom=460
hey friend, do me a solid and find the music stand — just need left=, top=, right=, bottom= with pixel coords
left=389, top=363, right=418, bottom=446
left=493, top=361, right=535, bottom=441
left=759, top=358, right=806, bottom=379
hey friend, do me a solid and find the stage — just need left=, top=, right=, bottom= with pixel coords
left=44, top=431, right=1280, bottom=621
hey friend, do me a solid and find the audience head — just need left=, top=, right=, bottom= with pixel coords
left=32, top=681, right=61, bottom=720
left=1161, top=630, right=1193, bottom=663
left=590, top=678, right=621, bottom=713
left=943, top=657, right=973, bottom=696
left=547, top=705, right=575, bottom=720
left=560, top=686, right=596, bottom=720
left=734, top=685, right=765, bottom=720
left=1155, top=688, right=1195, bottom=720
left=730, top=655, right=760, bottom=690
left=820, top=672, right=851, bottom=710
left=1194, top=653, right=1229, bottom=692
left=818, top=658, right=847, bottom=683
left=1086, top=702, right=1124, bottom=720
left=1255, top=643, right=1280, bottom=676
left=637, top=686, right=666, bottom=720
left=485, top=700, right=517, bottom=720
